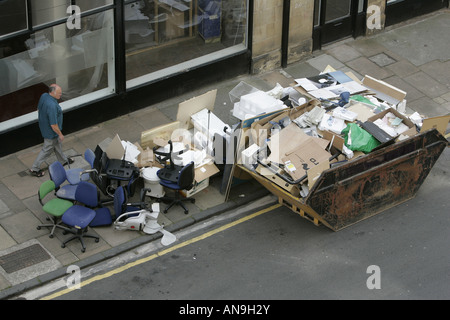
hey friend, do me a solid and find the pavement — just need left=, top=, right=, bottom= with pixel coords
left=1, top=9, right=449, bottom=300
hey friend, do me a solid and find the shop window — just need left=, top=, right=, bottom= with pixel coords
left=325, top=0, right=351, bottom=23
left=75, top=0, right=114, bottom=13
left=0, top=0, right=28, bottom=38
left=125, top=0, right=248, bottom=87
left=0, top=10, right=115, bottom=129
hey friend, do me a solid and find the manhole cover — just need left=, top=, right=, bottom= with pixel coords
left=0, top=244, right=51, bottom=273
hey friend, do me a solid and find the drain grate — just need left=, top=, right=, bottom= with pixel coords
left=0, top=244, right=51, bottom=273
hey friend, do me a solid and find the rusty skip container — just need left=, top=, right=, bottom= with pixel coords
left=239, top=128, right=448, bottom=231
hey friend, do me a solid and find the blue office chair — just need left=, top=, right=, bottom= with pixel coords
left=49, top=161, right=79, bottom=201
left=60, top=181, right=112, bottom=252
left=113, top=185, right=151, bottom=222
left=157, top=161, right=196, bottom=214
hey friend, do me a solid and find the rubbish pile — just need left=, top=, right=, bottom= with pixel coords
left=231, top=66, right=449, bottom=198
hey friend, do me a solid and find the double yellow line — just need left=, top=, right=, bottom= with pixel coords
left=42, top=203, right=281, bottom=300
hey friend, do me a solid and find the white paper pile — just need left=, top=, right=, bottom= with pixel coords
left=318, top=114, right=347, bottom=134
left=332, top=107, right=358, bottom=121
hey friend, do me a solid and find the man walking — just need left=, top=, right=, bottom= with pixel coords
left=29, top=84, right=72, bottom=177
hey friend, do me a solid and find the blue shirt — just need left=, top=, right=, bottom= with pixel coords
left=38, top=93, right=63, bottom=139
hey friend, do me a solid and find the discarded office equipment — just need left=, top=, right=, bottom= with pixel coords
left=113, top=203, right=176, bottom=246
left=240, top=129, right=447, bottom=231
left=232, top=73, right=448, bottom=231
left=141, top=167, right=165, bottom=198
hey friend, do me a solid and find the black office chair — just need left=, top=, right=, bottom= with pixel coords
left=157, top=161, right=196, bottom=214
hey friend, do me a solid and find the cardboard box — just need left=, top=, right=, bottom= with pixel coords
left=180, top=162, right=220, bottom=197
left=180, top=177, right=210, bottom=197
left=367, top=107, right=416, bottom=139
left=134, top=143, right=156, bottom=168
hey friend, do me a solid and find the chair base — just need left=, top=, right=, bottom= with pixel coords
left=158, top=191, right=195, bottom=214
left=61, top=226, right=99, bottom=253
left=37, top=216, right=66, bottom=238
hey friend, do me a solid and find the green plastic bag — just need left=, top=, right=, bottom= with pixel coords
left=341, top=123, right=380, bottom=153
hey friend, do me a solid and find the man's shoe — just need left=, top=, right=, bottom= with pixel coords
left=29, top=169, right=45, bottom=177
left=63, top=158, right=74, bottom=166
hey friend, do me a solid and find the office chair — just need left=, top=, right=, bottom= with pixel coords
left=60, top=181, right=111, bottom=252
left=82, top=148, right=111, bottom=198
left=157, top=161, right=196, bottom=214
left=84, top=146, right=140, bottom=198
left=36, top=180, right=74, bottom=238
left=48, top=161, right=80, bottom=201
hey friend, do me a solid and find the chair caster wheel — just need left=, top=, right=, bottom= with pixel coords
left=190, top=199, right=195, bottom=204
left=81, top=248, right=85, bottom=253
left=61, top=244, right=66, bottom=248
left=37, top=226, right=41, bottom=230
left=95, top=238, right=99, bottom=243
left=49, top=234, right=54, bottom=239
left=184, top=210, right=189, bottom=215
left=163, top=209, right=168, bottom=214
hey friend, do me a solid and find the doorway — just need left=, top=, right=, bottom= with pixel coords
left=313, top=0, right=363, bottom=50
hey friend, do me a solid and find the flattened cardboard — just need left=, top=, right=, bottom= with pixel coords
left=134, top=143, right=155, bottom=168
left=420, top=115, right=450, bottom=136
left=282, top=138, right=331, bottom=181
left=347, top=102, right=375, bottom=122
left=267, top=123, right=329, bottom=164
left=362, top=75, right=406, bottom=105
left=177, top=89, right=217, bottom=129
left=105, top=134, right=125, bottom=160
left=267, top=123, right=306, bottom=163
left=141, top=121, right=181, bottom=149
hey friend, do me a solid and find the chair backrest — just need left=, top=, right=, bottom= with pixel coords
left=38, top=180, right=56, bottom=205
left=49, top=161, right=67, bottom=188
left=75, top=181, right=99, bottom=208
left=177, top=161, right=195, bottom=190
left=114, top=186, right=126, bottom=216
left=84, top=148, right=95, bottom=169
left=93, top=145, right=106, bottom=173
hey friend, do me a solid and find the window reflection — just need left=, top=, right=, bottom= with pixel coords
left=0, top=10, right=115, bottom=122
left=125, top=0, right=247, bottom=85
